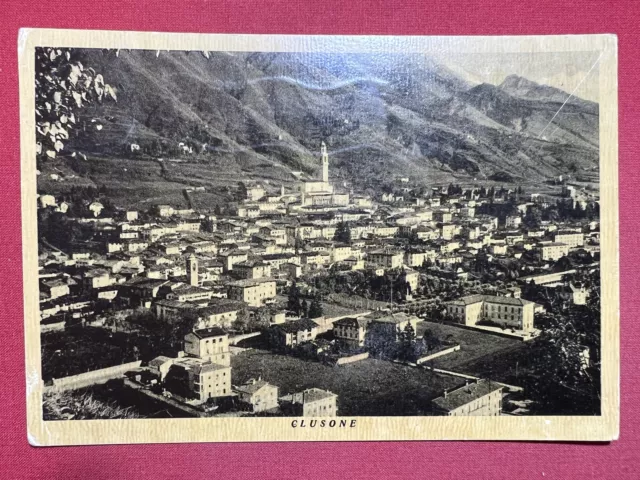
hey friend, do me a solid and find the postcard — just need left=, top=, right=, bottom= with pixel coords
left=19, top=29, right=619, bottom=445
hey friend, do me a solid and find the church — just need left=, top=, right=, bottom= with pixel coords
left=297, top=142, right=349, bottom=207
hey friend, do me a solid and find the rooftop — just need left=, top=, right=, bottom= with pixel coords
left=171, top=284, right=212, bottom=295
left=447, top=294, right=534, bottom=307
left=333, top=317, right=370, bottom=329
left=369, top=312, right=417, bottom=324
left=272, top=318, right=318, bottom=333
left=199, top=301, right=244, bottom=316
left=299, top=388, right=337, bottom=403
left=432, top=379, right=503, bottom=412
left=234, top=378, right=275, bottom=395
left=227, top=278, right=276, bottom=288
left=369, top=250, right=403, bottom=256
left=191, top=327, right=228, bottom=339
left=148, top=356, right=174, bottom=368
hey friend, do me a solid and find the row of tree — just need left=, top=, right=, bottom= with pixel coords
left=287, top=282, right=324, bottom=318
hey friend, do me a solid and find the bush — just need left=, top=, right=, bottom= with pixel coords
left=43, top=390, right=139, bottom=420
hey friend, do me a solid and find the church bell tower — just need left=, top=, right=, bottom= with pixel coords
left=321, top=141, right=329, bottom=184
left=187, top=254, right=198, bottom=286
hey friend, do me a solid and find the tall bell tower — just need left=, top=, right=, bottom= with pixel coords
left=321, top=141, right=329, bottom=184
left=186, top=254, right=198, bottom=286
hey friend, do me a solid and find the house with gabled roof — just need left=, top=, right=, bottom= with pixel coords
left=163, top=356, right=231, bottom=403
left=268, top=318, right=319, bottom=349
left=233, top=378, right=279, bottom=412
left=333, top=316, right=370, bottom=347
left=280, top=388, right=338, bottom=417
left=431, top=379, right=503, bottom=416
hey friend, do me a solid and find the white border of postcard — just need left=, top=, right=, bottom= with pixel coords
left=19, top=29, right=619, bottom=445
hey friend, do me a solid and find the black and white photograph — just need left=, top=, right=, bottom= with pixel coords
left=20, top=31, right=619, bottom=444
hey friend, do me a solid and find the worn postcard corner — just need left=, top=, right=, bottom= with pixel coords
left=19, top=30, right=618, bottom=445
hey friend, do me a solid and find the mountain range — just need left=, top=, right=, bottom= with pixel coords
left=63, top=49, right=599, bottom=191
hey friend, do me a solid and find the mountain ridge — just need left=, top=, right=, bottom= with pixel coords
left=56, top=50, right=598, bottom=199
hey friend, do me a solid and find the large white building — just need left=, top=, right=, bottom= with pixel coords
left=446, top=294, right=535, bottom=333
left=298, top=143, right=349, bottom=207
left=227, top=278, right=276, bottom=307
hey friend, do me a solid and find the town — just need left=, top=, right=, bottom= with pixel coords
left=37, top=142, right=601, bottom=420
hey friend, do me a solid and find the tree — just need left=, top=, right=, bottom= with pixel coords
left=523, top=294, right=601, bottom=415
left=232, top=307, right=250, bottom=333
left=422, top=328, right=442, bottom=352
left=333, top=221, right=352, bottom=244
left=364, top=323, right=398, bottom=360
left=247, top=307, right=271, bottom=332
left=308, top=296, right=323, bottom=319
left=523, top=207, right=542, bottom=229
left=287, top=282, right=302, bottom=316
left=35, top=48, right=116, bottom=162
left=236, top=182, right=248, bottom=201
left=397, top=322, right=417, bottom=361
left=585, top=202, right=600, bottom=221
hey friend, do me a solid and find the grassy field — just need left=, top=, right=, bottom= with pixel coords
left=231, top=349, right=462, bottom=416
left=38, top=152, right=297, bottom=210
left=40, top=326, right=163, bottom=381
left=416, top=321, right=528, bottom=382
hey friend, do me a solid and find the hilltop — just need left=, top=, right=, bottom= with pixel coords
left=42, top=49, right=599, bottom=208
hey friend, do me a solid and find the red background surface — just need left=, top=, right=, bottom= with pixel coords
left=1, top=1, right=638, bottom=478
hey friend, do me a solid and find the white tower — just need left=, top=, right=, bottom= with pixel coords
left=186, top=254, right=198, bottom=286
left=321, top=141, right=329, bottom=184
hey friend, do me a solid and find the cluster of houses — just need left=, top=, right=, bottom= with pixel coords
left=36, top=143, right=600, bottom=416
left=146, top=328, right=337, bottom=416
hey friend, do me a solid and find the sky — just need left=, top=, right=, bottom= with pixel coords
left=433, top=51, right=601, bottom=103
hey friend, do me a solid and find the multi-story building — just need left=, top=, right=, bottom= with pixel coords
left=183, top=327, right=231, bottom=366
left=404, top=250, right=436, bottom=267
left=227, top=278, right=276, bottom=307
left=220, top=251, right=249, bottom=272
left=434, top=210, right=452, bottom=223
left=268, top=318, right=319, bottom=349
left=373, top=225, right=399, bottom=238
left=154, top=299, right=241, bottom=329
left=554, top=231, right=584, bottom=248
left=537, top=241, right=570, bottom=261
left=83, top=268, right=114, bottom=289
left=445, top=294, right=535, bottom=332
left=280, top=388, right=338, bottom=417
left=247, top=185, right=266, bottom=202
left=404, top=269, right=419, bottom=292
left=261, top=253, right=300, bottom=269
left=367, top=312, right=419, bottom=337
left=233, top=260, right=272, bottom=280
left=490, top=244, right=508, bottom=255
left=333, top=317, right=370, bottom=347
left=196, top=301, right=243, bottom=329
left=505, top=215, right=522, bottom=228
left=40, top=279, right=70, bottom=300
left=331, top=244, right=353, bottom=263
left=431, top=379, right=503, bottom=416
left=368, top=250, right=404, bottom=269
left=440, top=223, right=456, bottom=240
left=164, top=356, right=231, bottom=402
left=233, top=378, right=279, bottom=413
left=165, top=284, right=213, bottom=303
left=300, top=251, right=331, bottom=267
left=175, top=219, right=201, bottom=232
